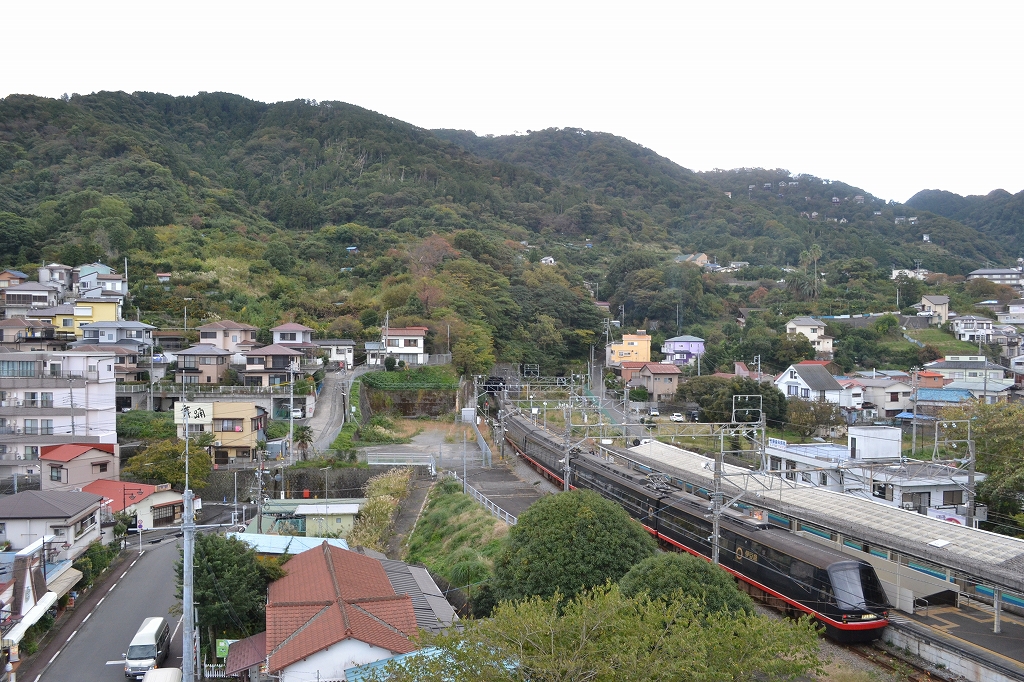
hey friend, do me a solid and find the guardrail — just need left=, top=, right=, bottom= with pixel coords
left=443, top=472, right=516, bottom=525
left=366, top=453, right=436, bottom=473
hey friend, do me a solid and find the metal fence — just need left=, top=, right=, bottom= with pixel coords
left=443, top=472, right=516, bottom=525
left=366, top=452, right=436, bottom=474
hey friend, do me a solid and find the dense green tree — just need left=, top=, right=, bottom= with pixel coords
left=786, top=398, right=843, bottom=438
left=122, top=438, right=212, bottom=488
left=619, top=552, right=754, bottom=615
left=492, top=490, right=656, bottom=606
left=677, top=376, right=787, bottom=426
left=177, top=534, right=285, bottom=653
left=369, top=584, right=822, bottom=682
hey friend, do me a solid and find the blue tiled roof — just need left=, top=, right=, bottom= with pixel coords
left=916, top=388, right=973, bottom=403
left=345, top=648, right=441, bottom=681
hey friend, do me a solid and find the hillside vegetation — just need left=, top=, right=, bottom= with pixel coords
left=1, top=91, right=1018, bottom=376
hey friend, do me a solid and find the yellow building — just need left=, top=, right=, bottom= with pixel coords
left=605, top=329, right=651, bottom=367
left=295, top=503, right=360, bottom=538
left=174, top=401, right=268, bottom=464
left=26, top=301, right=120, bottom=337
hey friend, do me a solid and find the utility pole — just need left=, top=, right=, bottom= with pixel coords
left=910, top=367, right=919, bottom=457
left=68, top=378, right=76, bottom=437
left=711, top=443, right=723, bottom=565
left=181, top=404, right=196, bottom=682
left=288, top=360, right=296, bottom=465
left=966, top=422, right=977, bottom=528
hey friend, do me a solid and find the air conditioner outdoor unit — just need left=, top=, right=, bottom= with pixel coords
left=214, top=441, right=222, bottom=447
left=15, top=400, right=22, bottom=407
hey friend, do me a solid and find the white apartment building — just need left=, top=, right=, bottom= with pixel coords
left=0, top=349, right=117, bottom=478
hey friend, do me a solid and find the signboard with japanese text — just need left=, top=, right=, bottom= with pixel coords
left=173, top=402, right=214, bottom=425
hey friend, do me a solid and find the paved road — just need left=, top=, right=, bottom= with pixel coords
left=36, top=537, right=182, bottom=682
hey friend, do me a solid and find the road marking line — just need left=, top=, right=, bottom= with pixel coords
left=66, top=629, right=77, bottom=641
left=48, top=651, right=59, bottom=664
left=34, top=675, right=41, bottom=682
left=108, top=582, right=117, bottom=591
left=130, top=559, right=138, bottom=567
left=97, top=596, right=105, bottom=605
left=82, top=612, right=91, bottom=622
left=106, top=660, right=126, bottom=665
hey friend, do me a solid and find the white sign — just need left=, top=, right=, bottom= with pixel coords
left=768, top=437, right=788, bottom=449
left=173, top=402, right=214, bottom=425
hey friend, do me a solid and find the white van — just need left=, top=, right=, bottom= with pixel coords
left=124, top=617, right=170, bottom=679
left=142, top=670, right=182, bottom=682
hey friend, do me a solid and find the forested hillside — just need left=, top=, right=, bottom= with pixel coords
left=907, top=188, right=1024, bottom=252
left=0, top=91, right=1018, bottom=376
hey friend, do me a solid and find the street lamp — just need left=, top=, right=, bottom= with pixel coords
left=183, top=298, right=193, bottom=333
left=121, top=485, right=145, bottom=552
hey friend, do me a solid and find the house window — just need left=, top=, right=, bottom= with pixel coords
left=386, top=339, right=400, bottom=347
left=889, top=392, right=899, bottom=402
left=819, top=472, right=828, bottom=486
left=769, top=456, right=782, bottom=471
left=403, top=339, right=419, bottom=347
left=24, top=446, right=39, bottom=457
left=200, top=331, right=217, bottom=339
left=246, top=357, right=263, bottom=365
left=801, top=472, right=811, bottom=483
left=231, top=335, right=238, bottom=343
left=24, top=419, right=38, bottom=435
left=182, top=375, right=199, bottom=384
left=74, top=513, right=97, bottom=538
left=800, top=388, right=810, bottom=398
left=41, top=419, right=53, bottom=435
left=785, top=461, right=796, bottom=480
left=787, top=385, right=798, bottom=396
left=216, top=419, right=244, bottom=432
left=186, top=424, right=206, bottom=433
left=50, top=466, right=62, bottom=482
left=41, top=392, right=53, bottom=408
left=92, top=462, right=108, bottom=473
left=62, top=319, right=74, bottom=327
left=280, top=332, right=296, bottom=341
left=943, top=490, right=964, bottom=505
left=789, top=370, right=797, bottom=379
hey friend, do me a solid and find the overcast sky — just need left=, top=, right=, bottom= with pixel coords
left=3, top=1, right=1020, bottom=203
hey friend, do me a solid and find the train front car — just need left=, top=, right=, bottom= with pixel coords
left=820, top=560, right=891, bottom=642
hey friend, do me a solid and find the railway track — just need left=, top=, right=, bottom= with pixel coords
left=848, top=643, right=950, bottom=682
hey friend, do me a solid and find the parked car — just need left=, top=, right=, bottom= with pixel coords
left=670, top=412, right=684, bottom=422
left=648, top=407, right=660, bottom=417
left=291, top=409, right=304, bottom=419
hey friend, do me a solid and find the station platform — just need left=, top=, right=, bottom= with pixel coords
left=894, top=600, right=1024, bottom=680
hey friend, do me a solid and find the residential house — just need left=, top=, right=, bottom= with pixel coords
left=786, top=317, right=833, bottom=357
left=72, top=262, right=114, bottom=291
left=837, top=379, right=865, bottom=415
left=173, top=401, right=267, bottom=464
left=0, top=349, right=118, bottom=478
left=69, top=345, right=144, bottom=383
left=264, top=544, right=419, bottom=682
left=798, top=359, right=844, bottom=375
left=0, top=491, right=103, bottom=561
left=914, top=370, right=945, bottom=389
left=914, top=388, right=974, bottom=416
left=294, top=503, right=361, bottom=538
left=25, top=301, right=120, bottom=337
left=635, top=363, right=682, bottom=403
left=77, top=271, right=126, bottom=298
left=951, top=315, right=994, bottom=343
left=616, top=361, right=648, bottom=384
left=242, top=344, right=302, bottom=387
left=271, top=323, right=317, bottom=360
left=224, top=632, right=266, bottom=682
left=36, top=264, right=73, bottom=297
left=1, top=282, right=59, bottom=318
left=944, top=378, right=1016, bottom=405
left=40, top=443, right=119, bottom=491
left=156, top=273, right=171, bottom=283
left=196, top=320, right=260, bottom=354
left=774, top=363, right=842, bottom=403
left=990, top=325, right=1023, bottom=359
left=73, top=321, right=154, bottom=352
left=605, top=330, right=652, bottom=367
left=314, top=339, right=356, bottom=368
left=996, top=298, right=1024, bottom=324
left=919, top=295, right=950, bottom=325
left=382, top=326, right=429, bottom=366
left=82, top=480, right=183, bottom=529
left=151, top=328, right=187, bottom=351
left=175, top=344, right=232, bottom=385
left=364, top=341, right=386, bottom=367
left=853, top=377, right=914, bottom=418
left=539, top=256, right=556, bottom=265
left=0, top=269, right=29, bottom=289
left=661, top=335, right=705, bottom=367
left=0, top=319, right=71, bottom=352
left=967, top=265, right=1024, bottom=289
left=675, top=253, right=709, bottom=266
left=765, top=427, right=984, bottom=515
left=891, top=268, right=929, bottom=281
left=924, top=355, right=1005, bottom=382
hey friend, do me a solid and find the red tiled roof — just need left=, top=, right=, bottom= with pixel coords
left=245, top=344, right=302, bottom=357
left=81, top=480, right=158, bottom=513
left=619, top=361, right=647, bottom=369
left=225, top=632, right=266, bottom=676
left=40, top=443, right=115, bottom=463
left=266, top=543, right=417, bottom=672
left=271, top=322, right=313, bottom=332
left=797, top=360, right=830, bottom=365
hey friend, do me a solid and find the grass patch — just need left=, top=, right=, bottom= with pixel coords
left=348, top=468, right=412, bottom=552
left=905, top=328, right=980, bottom=355
left=361, top=365, right=459, bottom=390
left=405, top=478, right=508, bottom=595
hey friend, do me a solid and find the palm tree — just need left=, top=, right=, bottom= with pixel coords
left=294, top=425, right=314, bottom=460
left=809, top=244, right=822, bottom=298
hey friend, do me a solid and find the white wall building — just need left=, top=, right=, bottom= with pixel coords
left=774, top=363, right=842, bottom=403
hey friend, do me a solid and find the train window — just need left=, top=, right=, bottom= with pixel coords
left=789, top=560, right=815, bottom=592
left=829, top=563, right=872, bottom=610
